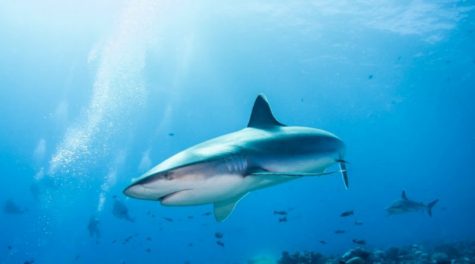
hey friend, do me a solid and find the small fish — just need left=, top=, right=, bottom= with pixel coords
left=202, top=212, right=212, bottom=216
left=187, top=215, right=194, bottom=220
left=368, top=74, right=374, bottom=80
left=278, top=217, right=287, bottom=223
left=168, top=132, right=175, bottom=137
left=162, top=217, right=174, bottom=222
left=7, top=245, right=12, bottom=250
left=354, top=221, right=363, bottom=226
left=24, top=260, right=35, bottom=264
left=273, top=210, right=288, bottom=216
left=340, top=210, right=354, bottom=217
left=352, top=239, right=366, bottom=245
left=187, top=243, right=193, bottom=247
left=112, top=239, right=117, bottom=244
left=145, top=248, right=151, bottom=253
left=214, top=232, right=224, bottom=239
left=334, top=229, right=345, bottom=234
left=146, top=210, right=156, bottom=218
left=122, top=235, right=134, bottom=244
left=319, top=240, right=327, bottom=245
left=216, top=241, right=224, bottom=247
left=146, top=236, right=152, bottom=241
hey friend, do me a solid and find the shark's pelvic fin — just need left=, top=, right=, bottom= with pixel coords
left=247, top=94, right=285, bottom=129
left=401, top=191, right=408, bottom=200
left=213, top=194, right=247, bottom=222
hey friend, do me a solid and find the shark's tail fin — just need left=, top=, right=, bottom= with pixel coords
left=427, top=199, right=439, bottom=217
left=337, top=160, right=349, bottom=189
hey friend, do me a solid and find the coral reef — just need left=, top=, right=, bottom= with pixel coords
left=275, top=241, right=475, bottom=264
left=278, top=251, right=327, bottom=264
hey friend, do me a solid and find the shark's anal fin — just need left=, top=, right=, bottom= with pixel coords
left=401, top=191, right=408, bottom=200
left=213, top=194, right=247, bottom=222
left=247, top=94, right=285, bottom=129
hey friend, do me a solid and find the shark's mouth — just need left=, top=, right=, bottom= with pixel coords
left=158, top=189, right=191, bottom=203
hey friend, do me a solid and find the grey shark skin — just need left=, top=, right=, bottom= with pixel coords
left=386, top=191, right=439, bottom=217
left=124, top=95, right=348, bottom=221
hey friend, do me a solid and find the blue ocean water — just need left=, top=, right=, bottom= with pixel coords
left=1, top=1, right=474, bottom=263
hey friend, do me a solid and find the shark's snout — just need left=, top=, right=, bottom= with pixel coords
left=123, top=174, right=186, bottom=201
left=123, top=183, right=149, bottom=200
left=123, top=181, right=165, bottom=200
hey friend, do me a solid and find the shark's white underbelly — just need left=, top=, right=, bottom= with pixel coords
left=159, top=173, right=294, bottom=206
left=159, top=154, right=336, bottom=206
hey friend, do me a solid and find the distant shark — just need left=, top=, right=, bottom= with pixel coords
left=386, top=191, right=439, bottom=217
left=124, top=95, right=348, bottom=221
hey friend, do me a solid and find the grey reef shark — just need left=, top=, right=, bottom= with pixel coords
left=124, top=95, right=348, bottom=221
left=386, top=191, right=439, bottom=217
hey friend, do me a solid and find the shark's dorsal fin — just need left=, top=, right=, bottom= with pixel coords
left=401, top=191, right=408, bottom=200
left=213, top=194, right=247, bottom=222
left=247, top=94, right=284, bottom=129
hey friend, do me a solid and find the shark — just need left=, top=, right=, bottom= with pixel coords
left=124, top=94, right=348, bottom=221
left=386, top=191, right=439, bottom=217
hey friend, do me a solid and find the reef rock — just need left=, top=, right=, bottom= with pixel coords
left=341, top=248, right=372, bottom=262
left=345, top=256, right=365, bottom=264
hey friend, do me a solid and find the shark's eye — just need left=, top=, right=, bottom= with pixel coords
left=162, top=171, right=174, bottom=180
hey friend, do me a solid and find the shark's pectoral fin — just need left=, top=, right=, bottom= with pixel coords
left=213, top=201, right=235, bottom=222
left=213, top=193, right=247, bottom=222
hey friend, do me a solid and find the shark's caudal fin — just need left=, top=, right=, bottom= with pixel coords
left=247, top=94, right=285, bottom=129
left=427, top=199, right=439, bottom=217
left=213, top=194, right=247, bottom=222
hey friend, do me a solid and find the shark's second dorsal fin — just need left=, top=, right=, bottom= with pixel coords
left=401, top=191, right=408, bottom=200
left=247, top=94, right=284, bottom=129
